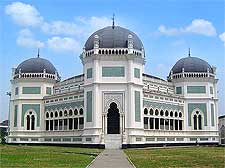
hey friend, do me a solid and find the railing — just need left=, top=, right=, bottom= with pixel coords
left=13, top=72, right=60, bottom=81
left=82, top=48, right=144, bottom=58
left=169, top=72, right=215, bottom=80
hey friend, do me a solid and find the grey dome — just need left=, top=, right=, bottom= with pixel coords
left=15, top=57, right=57, bottom=74
left=85, top=26, right=143, bottom=50
left=171, top=57, right=213, bottom=74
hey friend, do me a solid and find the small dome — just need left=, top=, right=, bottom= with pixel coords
left=15, top=57, right=57, bottom=74
left=171, top=57, right=213, bottom=74
left=84, top=26, right=143, bottom=50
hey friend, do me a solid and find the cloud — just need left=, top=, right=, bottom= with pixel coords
left=41, top=21, right=81, bottom=36
left=158, top=19, right=217, bottom=36
left=158, top=25, right=180, bottom=36
left=77, top=16, right=112, bottom=30
left=17, top=29, right=44, bottom=48
left=185, top=19, right=217, bottom=36
left=219, top=32, right=225, bottom=46
left=5, top=2, right=43, bottom=27
left=5, top=2, right=113, bottom=53
left=47, top=37, right=80, bottom=52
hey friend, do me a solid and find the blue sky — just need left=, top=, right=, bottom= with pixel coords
left=0, top=0, right=224, bottom=121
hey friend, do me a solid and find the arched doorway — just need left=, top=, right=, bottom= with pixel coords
left=107, top=102, right=120, bottom=134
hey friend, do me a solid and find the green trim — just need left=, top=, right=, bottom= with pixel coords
left=143, top=100, right=183, bottom=111
left=22, top=104, right=40, bottom=127
left=45, top=101, right=84, bottom=111
left=176, top=87, right=182, bottom=94
left=46, top=87, right=52, bottom=95
left=187, top=86, right=206, bottom=94
left=22, top=87, right=41, bottom=94
left=134, top=68, right=140, bottom=78
left=87, top=68, right=93, bottom=79
left=211, top=104, right=215, bottom=126
left=135, top=91, right=141, bottom=122
left=102, top=67, right=125, bottom=77
left=86, top=91, right=92, bottom=122
left=188, top=103, right=207, bottom=126
left=14, top=105, right=18, bottom=127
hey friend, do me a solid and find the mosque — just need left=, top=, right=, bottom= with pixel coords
left=8, top=22, right=219, bottom=148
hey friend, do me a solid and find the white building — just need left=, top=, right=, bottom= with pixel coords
left=219, top=115, right=225, bottom=144
left=8, top=25, right=219, bottom=148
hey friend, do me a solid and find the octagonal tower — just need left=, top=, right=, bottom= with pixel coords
left=80, top=25, right=145, bottom=148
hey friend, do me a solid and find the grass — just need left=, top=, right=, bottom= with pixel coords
left=124, top=146, right=225, bottom=168
left=0, top=144, right=102, bottom=168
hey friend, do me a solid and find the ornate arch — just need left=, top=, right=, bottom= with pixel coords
left=104, top=99, right=123, bottom=113
left=103, top=92, right=124, bottom=114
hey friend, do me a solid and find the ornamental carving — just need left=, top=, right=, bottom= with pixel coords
left=103, top=92, right=124, bottom=114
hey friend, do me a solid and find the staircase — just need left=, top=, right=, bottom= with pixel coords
left=105, top=134, right=122, bottom=149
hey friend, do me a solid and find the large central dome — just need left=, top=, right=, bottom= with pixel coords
left=84, top=26, right=143, bottom=50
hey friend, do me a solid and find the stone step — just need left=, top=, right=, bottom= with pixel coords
left=105, top=134, right=122, bottom=149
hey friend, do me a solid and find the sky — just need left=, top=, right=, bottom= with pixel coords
left=0, top=0, right=224, bottom=121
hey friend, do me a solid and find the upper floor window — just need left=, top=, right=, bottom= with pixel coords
left=87, top=68, right=93, bottom=79
left=176, top=87, right=182, bottom=94
left=22, top=87, right=41, bottom=94
left=187, top=86, right=206, bottom=94
left=210, top=86, right=213, bottom=94
left=134, top=68, right=140, bottom=78
left=15, top=87, right=19, bottom=95
left=102, top=66, right=125, bottom=77
left=46, top=87, right=52, bottom=95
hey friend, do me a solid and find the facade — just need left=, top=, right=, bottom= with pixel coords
left=8, top=25, right=219, bottom=148
left=219, top=115, right=225, bottom=144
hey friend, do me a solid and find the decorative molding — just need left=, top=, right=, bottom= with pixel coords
left=103, top=92, right=124, bottom=113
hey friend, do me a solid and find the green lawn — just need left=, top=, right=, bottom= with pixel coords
left=124, top=146, right=225, bottom=168
left=0, top=144, right=102, bottom=168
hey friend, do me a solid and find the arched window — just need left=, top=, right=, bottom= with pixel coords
left=79, top=108, right=83, bottom=115
left=194, top=115, right=197, bottom=130
left=50, top=112, right=53, bottom=118
left=55, top=111, right=58, bottom=118
left=26, top=111, right=35, bottom=130
left=69, top=109, right=73, bottom=116
left=64, top=110, right=68, bottom=116
left=175, top=111, right=178, bottom=117
left=198, top=114, right=202, bottom=130
left=46, top=112, right=49, bottom=118
left=74, top=109, right=78, bottom=115
left=179, top=112, right=182, bottom=118
left=144, top=108, right=148, bottom=115
left=59, top=111, right=62, bottom=117
left=193, top=111, right=202, bottom=130
left=160, top=110, right=164, bottom=116
left=27, top=115, right=30, bottom=130
left=165, top=110, right=169, bottom=116
left=31, top=115, right=35, bottom=130
left=155, top=109, right=159, bottom=116
left=170, top=111, right=173, bottom=117
left=150, top=109, right=154, bottom=115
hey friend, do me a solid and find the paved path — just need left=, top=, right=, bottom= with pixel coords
left=87, top=149, right=134, bottom=168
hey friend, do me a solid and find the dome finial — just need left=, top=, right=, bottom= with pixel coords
left=188, top=48, right=191, bottom=57
left=37, top=48, right=40, bottom=58
left=112, top=13, right=115, bottom=29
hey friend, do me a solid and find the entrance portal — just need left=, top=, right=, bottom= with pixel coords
left=107, top=102, right=120, bottom=134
